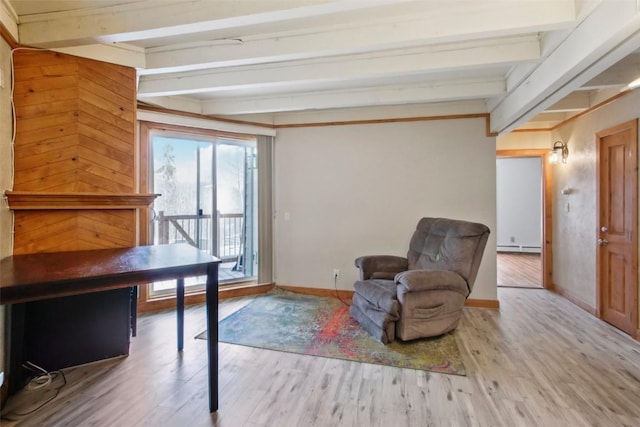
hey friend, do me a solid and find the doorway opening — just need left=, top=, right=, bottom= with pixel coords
left=496, top=150, right=552, bottom=289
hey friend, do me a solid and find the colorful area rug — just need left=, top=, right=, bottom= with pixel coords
left=199, top=290, right=465, bottom=375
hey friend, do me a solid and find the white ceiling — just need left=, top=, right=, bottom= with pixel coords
left=3, top=0, right=640, bottom=134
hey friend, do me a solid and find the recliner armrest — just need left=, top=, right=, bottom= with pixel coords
left=395, top=269, right=469, bottom=297
left=354, top=255, right=408, bottom=280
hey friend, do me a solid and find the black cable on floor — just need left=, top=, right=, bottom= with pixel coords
left=334, top=273, right=351, bottom=307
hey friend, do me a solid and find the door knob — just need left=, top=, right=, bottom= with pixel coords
left=601, top=226, right=608, bottom=232
left=598, top=238, right=609, bottom=246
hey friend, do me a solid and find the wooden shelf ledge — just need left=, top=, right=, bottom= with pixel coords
left=4, top=191, right=160, bottom=210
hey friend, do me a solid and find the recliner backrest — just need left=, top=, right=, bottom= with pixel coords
left=407, top=217, right=490, bottom=294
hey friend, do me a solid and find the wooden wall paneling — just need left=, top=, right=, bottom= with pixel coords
left=16, top=135, right=77, bottom=157
left=14, top=158, right=79, bottom=191
left=78, top=157, right=132, bottom=188
left=78, top=99, right=134, bottom=131
left=15, top=111, right=78, bottom=133
left=12, top=210, right=136, bottom=255
left=12, top=50, right=136, bottom=192
left=77, top=118, right=133, bottom=150
left=14, top=146, right=78, bottom=180
left=80, top=60, right=135, bottom=101
left=76, top=54, right=137, bottom=198
left=77, top=145, right=135, bottom=177
left=13, top=51, right=79, bottom=195
left=11, top=49, right=139, bottom=253
left=13, top=123, right=78, bottom=155
left=78, top=134, right=133, bottom=164
left=14, top=75, right=78, bottom=94
left=12, top=64, right=78, bottom=94
left=13, top=87, right=78, bottom=108
left=16, top=172, right=80, bottom=193
left=15, top=100, right=79, bottom=123
left=76, top=210, right=136, bottom=246
left=78, top=124, right=134, bottom=151
left=12, top=63, right=78, bottom=82
left=12, top=50, right=72, bottom=67
left=13, top=211, right=77, bottom=254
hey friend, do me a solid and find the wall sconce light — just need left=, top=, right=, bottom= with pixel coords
left=549, top=141, right=568, bottom=164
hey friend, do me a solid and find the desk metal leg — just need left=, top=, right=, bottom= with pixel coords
left=177, top=278, right=184, bottom=351
left=206, top=262, right=219, bottom=412
left=8, top=303, right=26, bottom=396
left=130, top=286, right=138, bottom=337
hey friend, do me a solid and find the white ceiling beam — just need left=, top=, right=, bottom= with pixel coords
left=486, top=2, right=603, bottom=114
left=488, top=28, right=579, bottom=113
left=487, top=0, right=604, bottom=111
left=139, top=96, right=203, bottom=115
left=138, top=37, right=538, bottom=98
left=142, top=1, right=576, bottom=74
left=0, top=0, right=18, bottom=41
left=580, top=52, right=640, bottom=88
left=489, top=0, right=640, bottom=135
left=528, top=111, right=573, bottom=122
left=544, top=92, right=591, bottom=112
left=268, top=100, right=488, bottom=126
left=199, top=78, right=505, bottom=115
left=16, top=0, right=414, bottom=48
left=137, top=108, right=276, bottom=136
left=52, top=43, right=146, bottom=69
left=589, top=87, right=627, bottom=105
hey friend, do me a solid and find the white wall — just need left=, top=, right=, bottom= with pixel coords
left=496, top=157, right=542, bottom=252
left=497, top=131, right=551, bottom=150
left=274, top=117, right=497, bottom=301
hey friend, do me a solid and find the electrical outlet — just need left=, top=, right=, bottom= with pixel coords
left=333, top=269, right=339, bottom=279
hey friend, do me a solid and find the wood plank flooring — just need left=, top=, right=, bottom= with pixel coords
left=3, top=288, right=640, bottom=426
left=497, top=252, right=542, bottom=288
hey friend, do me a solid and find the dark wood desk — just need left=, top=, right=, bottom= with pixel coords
left=0, top=244, right=221, bottom=412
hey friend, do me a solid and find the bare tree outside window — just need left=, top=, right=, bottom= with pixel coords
left=155, top=143, right=178, bottom=213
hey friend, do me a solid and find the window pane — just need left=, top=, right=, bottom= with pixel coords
left=149, top=132, right=257, bottom=297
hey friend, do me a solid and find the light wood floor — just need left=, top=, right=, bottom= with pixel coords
left=497, top=252, right=542, bottom=288
left=3, top=288, right=640, bottom=426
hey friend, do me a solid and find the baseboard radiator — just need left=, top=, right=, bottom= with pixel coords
left=497, top=245, right=541, bottom=254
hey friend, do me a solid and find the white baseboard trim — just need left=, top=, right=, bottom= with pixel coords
left=497, top=245, right=541, bottom=254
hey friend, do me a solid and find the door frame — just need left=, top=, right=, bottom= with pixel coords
left=595, top=119, right=639, bottom=338
left=138, top=121, right=258, bottom=312
left=496, top=149, right=553, bottom=289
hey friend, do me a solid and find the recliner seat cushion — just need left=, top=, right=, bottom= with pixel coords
left=353, top=279, right=400, bottom=318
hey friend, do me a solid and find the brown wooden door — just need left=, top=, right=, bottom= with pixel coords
left=597, top=120, right=638, bottom=336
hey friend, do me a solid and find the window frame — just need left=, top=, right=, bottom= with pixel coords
left=138, top=121, right=258, bottom=312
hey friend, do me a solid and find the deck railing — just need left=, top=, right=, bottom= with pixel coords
left=157, top=211, right=243, bottom=263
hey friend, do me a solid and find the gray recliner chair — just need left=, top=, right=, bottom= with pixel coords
left=349, top=217, right=490, bottom=344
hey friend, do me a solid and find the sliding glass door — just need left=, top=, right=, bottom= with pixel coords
left=148, top=130, right=257, bottom=296
left=216, top=141, right=258, bottom=280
